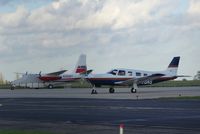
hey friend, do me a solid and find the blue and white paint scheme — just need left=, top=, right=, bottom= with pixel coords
left=86, top=57, right=187, bottom=94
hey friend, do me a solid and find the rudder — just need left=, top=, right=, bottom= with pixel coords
left=167, top=56, right=180, bottom=76
left=168, top=56, right=180, bottom=68
left=74, top=54, right=87, bottom=74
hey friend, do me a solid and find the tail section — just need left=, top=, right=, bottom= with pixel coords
left=166, top=56, right=180, bottom=76
left=73, top=54, right=87, bottom=74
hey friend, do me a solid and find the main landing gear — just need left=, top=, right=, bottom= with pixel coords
left=109, top=87, right=137, bottom=93
left=131, top=83, right=138, bottom=93
left=131, top=88, right=137, bottom=93
left=91, top=83, right=138, bottom=94
left=109, top=87, right=115, bottom=93
left=48, top=84, right=53, bottom=89
left=10, top=86, right=15, bottom=90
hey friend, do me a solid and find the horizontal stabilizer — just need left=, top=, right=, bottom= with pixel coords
left=175, top=75, right=191, bottom=77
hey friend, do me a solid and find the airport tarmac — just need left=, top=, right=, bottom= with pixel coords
left=0, top=98, right=200, bottom=134
left=0, top=87, right=200, bottom=99
left=0, top=87, right=200, bottom=134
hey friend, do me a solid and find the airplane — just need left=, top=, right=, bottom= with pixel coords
left=11, top=54, right=89, bottom=89
left=85, top=56, right=187, bottom=94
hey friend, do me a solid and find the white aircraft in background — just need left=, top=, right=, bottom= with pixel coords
left=11, top=54, right=91, bottom=89
left=86, top=56, right=188, bottom=94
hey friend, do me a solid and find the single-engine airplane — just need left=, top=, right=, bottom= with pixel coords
left=86, top=56, right=187, bottom=94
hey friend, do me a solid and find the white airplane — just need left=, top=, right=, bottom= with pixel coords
left=85, top=56, right=187, bottom=94
left=11, top=54, right=90, bottom=89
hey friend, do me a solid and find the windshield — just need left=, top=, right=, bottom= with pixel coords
left=107, top=69, right=118, bottom=75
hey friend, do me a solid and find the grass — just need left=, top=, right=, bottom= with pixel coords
left=160, top=96, right=200, bottom=100
left=0, top=130, right=53, bottom=134
left=0, top=84, right=11, bottom=89
left=147, top=80, right=200, bottom=87
left=0, top=80, right=200, bottom=89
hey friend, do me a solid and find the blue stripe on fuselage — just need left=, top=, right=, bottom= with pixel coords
left=88, top=79, right=119, bottom=86
left=87, top=78, right=130, bottom=86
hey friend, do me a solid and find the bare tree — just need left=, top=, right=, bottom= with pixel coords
left=0, top=72, right=4, bottom=84
left=16, top=73, right=20, bottom=80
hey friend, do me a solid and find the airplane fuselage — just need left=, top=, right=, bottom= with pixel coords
left=86, top=68, right=177, bottom=87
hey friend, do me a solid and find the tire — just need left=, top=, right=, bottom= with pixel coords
left=91, top=89, right=95, bottom=94
left=109, top=88, right=115, bottom=93
left=91, top=89, right=98, bottom=94
left=131, top=88, right=137, bottom=93
left=48, top=84, right=53, bottom=89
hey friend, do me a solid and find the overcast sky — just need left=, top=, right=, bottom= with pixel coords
left=0, top=0, right=199, bottom=81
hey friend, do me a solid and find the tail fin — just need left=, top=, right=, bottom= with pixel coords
left=73, top=54, right=87, bottom=74
left=167, top=56, right=180, bottom=75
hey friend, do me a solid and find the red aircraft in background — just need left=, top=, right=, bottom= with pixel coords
left=11, top=54, right=91, bottom=89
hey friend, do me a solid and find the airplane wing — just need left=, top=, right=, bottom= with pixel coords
left=115, top=73, right=165, bottom=86
left=38, top=70, right=67, bottom=81
left=46, top=70, right=67, bottom=76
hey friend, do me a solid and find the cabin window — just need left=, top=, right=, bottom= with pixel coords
left=108, top=69, right=118, bottom=75
left=144, top=73, right=148, bottom=76
left=128, top=71, right=132, bottom=76
left=136, top=72, right=141, bottom=76
left=118, top=70, right=126, bottom=76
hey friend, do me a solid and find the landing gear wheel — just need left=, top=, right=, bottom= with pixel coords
left=131, top=88, right=137, bottom=93
left=48, top=84, right=53, bottom=89
left=91, top=89, right=98, bottom=94
left=109, top=87, right=115, bottom=93
left=10, top=86, right=15, bottom=90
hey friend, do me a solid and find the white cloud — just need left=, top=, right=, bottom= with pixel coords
left=0, top=6, right=29, bottom=28
left=70, top=0, right=183, bottom=30
left=187, top=0, right=200, bottom=15
left=186, top=0, right=200, bottom=29
left=0, top=0, right=199, bottom=80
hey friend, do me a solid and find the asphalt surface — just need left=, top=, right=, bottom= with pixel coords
left=0, top=86, right=200, bottom=99
left=0, top=98, right=200, bottom=134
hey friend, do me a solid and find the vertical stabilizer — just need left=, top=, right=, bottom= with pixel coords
left=73, top=54, right=87, bottom=74
left=167, top=56, right=180, bottom=76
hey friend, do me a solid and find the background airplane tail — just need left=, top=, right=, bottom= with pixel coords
left=73, top=54, right=87, bottom=74
left=166, top=56, right=180, bottom=76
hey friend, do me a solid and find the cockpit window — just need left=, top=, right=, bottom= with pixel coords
left=108, top=69, right=118, bottom=75
left=118, top=70, right=126, bottom=76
